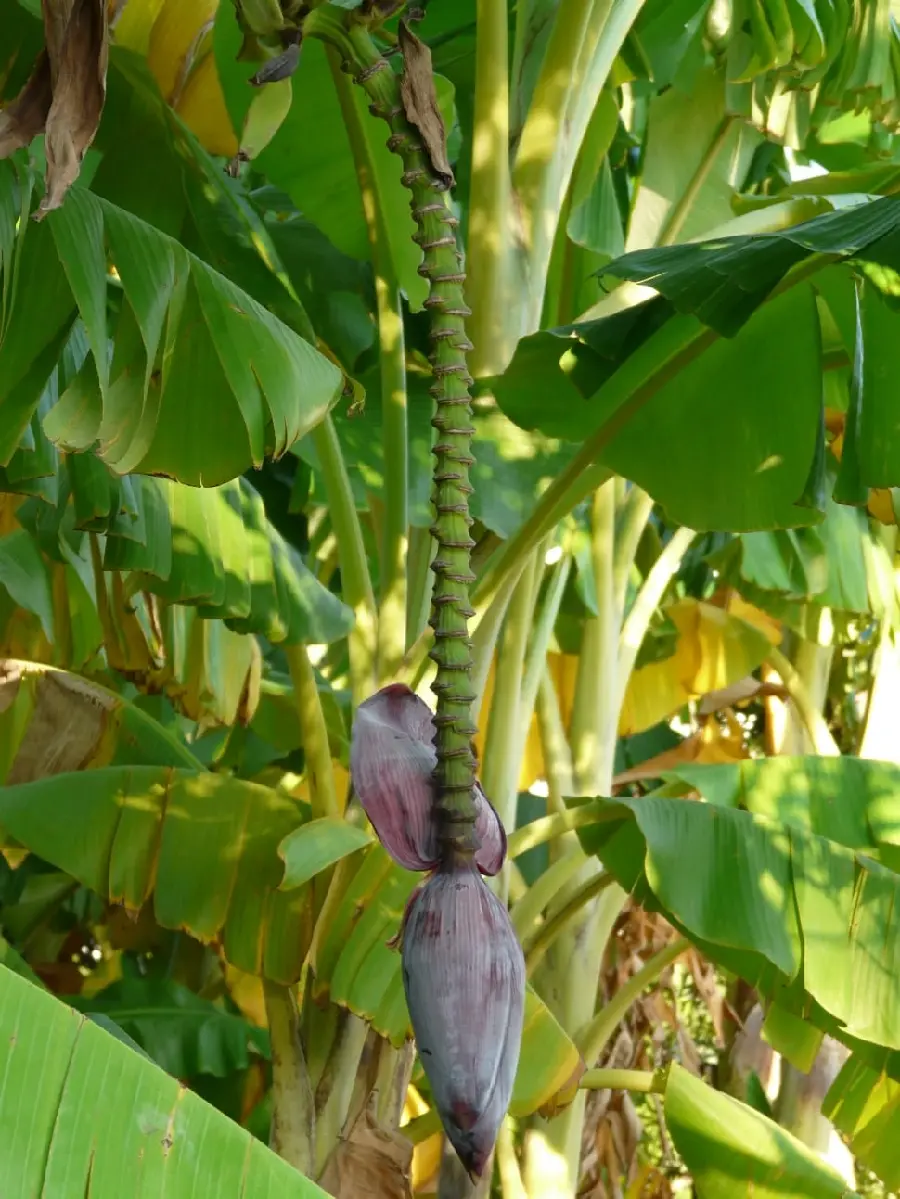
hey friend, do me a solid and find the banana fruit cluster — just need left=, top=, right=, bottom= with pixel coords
left=714, top=0, right=900, bottom=147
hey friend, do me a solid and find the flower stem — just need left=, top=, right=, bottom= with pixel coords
left=332, top=24, right=482, bottom=854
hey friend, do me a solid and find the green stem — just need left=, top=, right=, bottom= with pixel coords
left=571, top=480, right=618, bottom=794
left=285, top=643, right=339, bottom=819
left=536, top=671, right=574, bottom=818
left=374, top=280, right=408, bottom=680
left=263, top=981, right=315, bottom=1176
left=612, top=485, right=654, bottom=622
left=469, top=555, right=530, bottom=727
left=467, top=0, right=512, bottom=375
left=655, top=117, right=734, bottom=248
left=506, top=799, right=613, bottom=858
left=766, top=644, right=840, bottom=757
left=330, top=58, right=409, bottom=683
left=616, top=525, right=696, bottom=711
left=313, top=1011, right=370, bottom=1176
left=481, top=551, right=540, bottom=842
left=496, top=1117, right=528, bottom=1199
left=521, top=550, right=572, bottom=712
left=406, top=524, right=434, bottom=650
left=475, top=461, right=612, bottom=614
left=310, top=417, right=377, bottom=707
left=579, top=1068, right=664, bottom=1094
left=577, top=937, right=689, bottom=1064
left=510, top=846, right=585, bottom=939
left=512, top=0, right=645, bottom=331
left=523, top=869, right=613, bottom=973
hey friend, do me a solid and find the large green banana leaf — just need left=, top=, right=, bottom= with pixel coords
left=575, top=757, right=900, bottom=1058
left=0, top=767, right=308, bottom=983
left=664, top=1064, right=856, bottom=1198
left=0, top=156, right=342, bottom=484
left=72, top=976, right=270, bottom=1080
left=0, top=964, right=325, bottom=1196
left=493, top=197, right=900, bottom=529
left=823, top=1051, right=900, bottom=1189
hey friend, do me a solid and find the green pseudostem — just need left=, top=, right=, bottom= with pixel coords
left=307, top=10, right=481, bottom=859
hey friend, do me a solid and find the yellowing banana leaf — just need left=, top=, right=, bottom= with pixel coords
left=174, top=52, right=239, bottom=158
left=0, top=965, right=325, bottom=1196
left=612, top=716, right=748, bottom=786
left=146, top=0, right=218, bottom=103
left=311, top=845, right=584, bottom=1117
left=619, top=598, right=778, bottom=735
left=113, top=0, right=167, bottom=56
left=0, top=767, right=309, bottom=982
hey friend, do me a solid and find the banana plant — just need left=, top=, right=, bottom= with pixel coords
left=6, top=0, right=900, bottom=1196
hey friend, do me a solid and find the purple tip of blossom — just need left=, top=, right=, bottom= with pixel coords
left=400, top=864, right=525, bottom=1180
left=349, top=683, right=506, bottom=875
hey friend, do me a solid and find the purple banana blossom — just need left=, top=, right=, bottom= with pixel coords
left=349, top=683, right=506, bottom=875
left=400, top=863, right=525, bottom=1180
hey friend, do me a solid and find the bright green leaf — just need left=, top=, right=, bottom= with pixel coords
left=0, top=965, right=325, bottom=1196
left=278, top=818, right=372, bottom=891
left=665, top=1063, right=856, bottom=1198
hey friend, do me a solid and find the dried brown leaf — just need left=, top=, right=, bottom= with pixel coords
left=39, top=0, right=109, bottom=216
left=0, top=54, right=54, bottom=157
left=320, top=1103, right=414, bottom=1199
left=0, top=0, right=108, bottom=216
left=0, top=661, right=114, bottom=782
left=398, top=20, right=454, bottom=189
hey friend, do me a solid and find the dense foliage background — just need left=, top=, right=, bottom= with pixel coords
left=6, top=0, right=900, bottom=1195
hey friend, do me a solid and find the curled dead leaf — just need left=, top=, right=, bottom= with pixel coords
left=0, top=0, right=109, bottom=217
left=319, top=1102, right=414, bottom=1199
left=0, top=54, right=54, bottom=158
left=0, top=660, right=115, bottom=783
left=398, top=20, right=454, bottom=190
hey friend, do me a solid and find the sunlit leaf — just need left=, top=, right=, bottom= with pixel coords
left=0, top=964, right=326, bottom=1195
left=0, top=767, right=309, bottom=982
left=665, top=1063, right=854, bottom=1198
